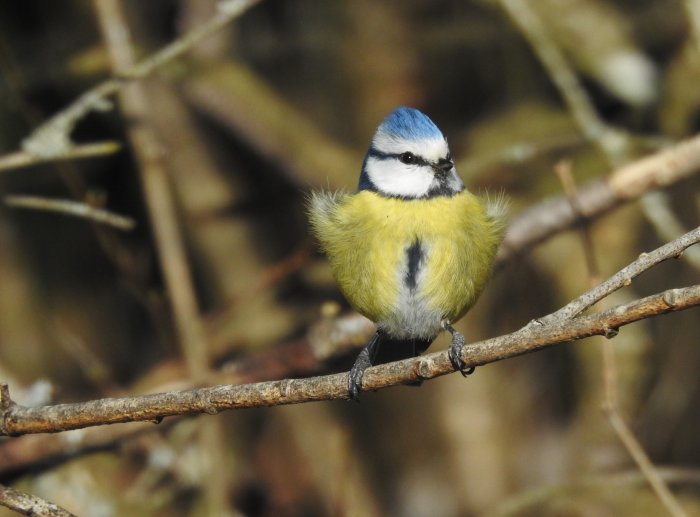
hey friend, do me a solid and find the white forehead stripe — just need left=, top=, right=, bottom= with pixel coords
left=373, top=133, right=449, bottom=162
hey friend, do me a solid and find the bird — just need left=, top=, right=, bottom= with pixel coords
left=308, top=106, right=507, bottom=400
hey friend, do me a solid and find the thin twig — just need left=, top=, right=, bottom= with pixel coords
left=602, top=341, right=688, bottom=517
left=94, top=2, right=232, bottom=513
left=0, top=141, right=121, bottom=173
left=486, top=468, right=700, bottom=517
left=4, top=195, right=135, bottom=231
left=0, top=483, right=76, bottom=517
left=20, top=0, right=260, bottom=159
left=497, top=132, right=700, bottom=266
left=95, top=0, right=208, bottom=378
left=0, top=283, right=698, bottom=436
left=499, top=0, right=627, bottom=162
left=504, top=4, right=690, bottom=513
left=554, top=160, right=600, bottom=282
left=555, top=162, right=676, bottom=513
left=540, top=226, right=700, bottom=323
left=566, top=183, right=689, bottom=516
left=0, top=228, right=698, bottom=435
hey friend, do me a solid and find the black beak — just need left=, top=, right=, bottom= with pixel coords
left=435, top=158, right=453, bottom=174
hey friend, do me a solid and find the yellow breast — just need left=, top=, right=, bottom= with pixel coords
left=310, top=190, right=503, bottom=338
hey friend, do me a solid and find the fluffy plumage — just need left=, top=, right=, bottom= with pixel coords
left=309, top=189, right=505, bottom=339
left=308, top=106, right=506, bottom=398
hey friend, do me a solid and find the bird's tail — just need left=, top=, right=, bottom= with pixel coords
left=370, top=333, right=434, bottom=365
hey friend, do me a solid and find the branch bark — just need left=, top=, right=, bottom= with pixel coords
left=0, top=205, right=697, bottom=437
left=1, top=226, right=699, bottom=436
left=0, top=283, right=698, bottom=436
left=0, top=483, right=76, bottom=517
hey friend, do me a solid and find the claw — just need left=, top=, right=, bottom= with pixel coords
left=347, top=333, right=380, bottom=402
left=348, top=359, right=367, bottom=402
left=443, top=321, right=475, bottom=377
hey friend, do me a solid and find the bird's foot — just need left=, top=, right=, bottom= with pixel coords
left=348, top=345, right=373, bottom=402
left=443, top=321, right=475, bottom=377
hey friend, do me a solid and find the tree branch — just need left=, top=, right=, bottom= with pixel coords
left=0, top=483, right=76, bottom=517
left=0, top=227, right=698, bottom=436
left=18, top=0, right=259, bottom=160
left=497, top=133, right=700, bottom=266
left=4, top=195, right=135, bottom=230
left=0, top=141, right=121, bottom=174
left=0, top=283, right=698, bottom=436
left=543, top=225, right=700, bottom=322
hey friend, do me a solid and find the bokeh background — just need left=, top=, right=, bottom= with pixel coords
left=1, top=0, right=700, bottom=515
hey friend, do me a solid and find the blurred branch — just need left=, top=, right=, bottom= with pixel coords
left=499, top=0, right=627, bottom=162
left=459, top=132, right=584, bottom=178
left=0, top=312, right=373, bottom=481
left=555, top=160, right=686, bottom=516
left=554, top=160, right=600, bottom=282
left=183, top=61, right=358, bottom=188
left=218, top=311, right=376, bottom=382
left=496, top=0, right=700, bottom=277
left=92, top=8, right=253, bottom=512
left=602, top=343, right=688, bottom=517
left=18, top=0, right=259, bottom=160
left=95, top=0, right=209, bottom=378
left=0, top=410, right=180, bottom=483
left=683, top=0, right=700, bottom=52
left=503, top=5, right=692, bottom=510
left=1, top=227, right=699, bottom=436
left=487, top=468, right=700, bottom=517
left=0, top=483, right=76, bottom=517
left=4, top=195, right=135, bottom=231
left=497, top=133, right=700, bottom=265
left=0, top=141, right=121, bottom=174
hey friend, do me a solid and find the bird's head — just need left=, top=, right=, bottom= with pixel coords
left=358, top=106, right=464, bottom=199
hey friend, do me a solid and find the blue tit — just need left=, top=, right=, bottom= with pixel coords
left=308, top=106, right=507, bottom=399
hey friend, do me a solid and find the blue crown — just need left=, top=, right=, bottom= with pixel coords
left=376, top=106, right=443, bottom=141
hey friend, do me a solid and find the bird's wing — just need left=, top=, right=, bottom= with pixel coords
left=483, top=190, right=510, bottom=225
left=307, top=190, right=350, bottom=249
left=308, top=190, right=346, bottom=221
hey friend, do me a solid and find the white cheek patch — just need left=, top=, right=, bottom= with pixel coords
left=365, top=157, right=434, bottom=197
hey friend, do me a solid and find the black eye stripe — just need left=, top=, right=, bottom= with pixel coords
left=367, top=148, right=430, bottom=167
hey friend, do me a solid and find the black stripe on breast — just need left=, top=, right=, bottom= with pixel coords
left=405, top=240, right=424, bottom=290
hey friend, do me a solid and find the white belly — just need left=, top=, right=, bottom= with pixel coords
left=378, top=239, right=443, bottom=340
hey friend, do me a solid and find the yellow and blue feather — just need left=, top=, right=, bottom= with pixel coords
left=308, top=106, right=506, bottom=397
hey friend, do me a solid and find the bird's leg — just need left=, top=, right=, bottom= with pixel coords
left=442, top=321, right=475, bottom=377
left=348, top=331, right=382, bottom=401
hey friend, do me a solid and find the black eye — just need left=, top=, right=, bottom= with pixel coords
left=399, top=152, right=416, bottom=164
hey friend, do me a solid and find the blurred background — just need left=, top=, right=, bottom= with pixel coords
left=0, top=0, right=699, bottom=515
